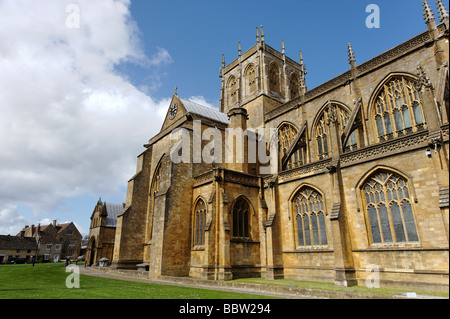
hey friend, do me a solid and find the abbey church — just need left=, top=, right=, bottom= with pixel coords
left=91, top=1, right=449, bottom=291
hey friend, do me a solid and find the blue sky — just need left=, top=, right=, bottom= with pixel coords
left=0, top=0, right=448, bottom=237
left=123, top=0, right=448, bottom=104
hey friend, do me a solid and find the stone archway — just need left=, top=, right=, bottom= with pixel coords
left=87, top=237, right=96, bottom=266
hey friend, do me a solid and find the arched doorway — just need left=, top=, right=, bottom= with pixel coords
left=87, top=237, right=96, bottom=266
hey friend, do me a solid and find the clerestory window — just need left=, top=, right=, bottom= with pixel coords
left=374, top=77, right=426, bottom=142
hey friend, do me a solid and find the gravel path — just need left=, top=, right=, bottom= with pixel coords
left=78, top=266, right=326, bottom=299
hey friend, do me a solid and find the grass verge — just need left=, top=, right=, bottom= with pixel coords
left=0, top=263, right=277, bottom=299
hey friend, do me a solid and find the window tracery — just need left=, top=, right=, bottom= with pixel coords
left=290, top=74, right=299, bottom=99
left=246, top=65, right=256, bottom=95
left=269, top=63, right=281, bottom=96
left=293, top=187, right=327, bottom=247
left=374, top=77, right=425, bottom=141
left=278, top=123, right=305, bottom=170
left=193, top=199, right=207, bottom=246
left=362, top=170, right=419, bottom=244
left=232, top=198, right=250, bottom=238
left=227, top=76, right=238, bottom=105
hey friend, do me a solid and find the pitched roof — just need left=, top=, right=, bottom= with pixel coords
left=179, top=98, right=229, bottom=124
left=104, top=203, right=123, bottom=227
left=0, top=235, right=38, bottom=250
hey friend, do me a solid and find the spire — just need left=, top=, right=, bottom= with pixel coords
left=436, top=0, right=449, bottom=24
left=423, top=0, right=435, bottom=23
left=348, top=42, right=356, bottom=66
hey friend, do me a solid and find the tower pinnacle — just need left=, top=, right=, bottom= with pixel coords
left=348, top=43, right=356, bottom=66
left=436, top=0, right=449, bottom=26
left=423, top=0, right=435, bottom=23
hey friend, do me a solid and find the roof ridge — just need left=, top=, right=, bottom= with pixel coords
left=179, top=97, right=222, bottom=112
left=179, top=97, right=229, bottom=124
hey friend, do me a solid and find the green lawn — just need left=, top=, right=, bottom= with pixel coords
left=0, top=263, right=276, bottom=299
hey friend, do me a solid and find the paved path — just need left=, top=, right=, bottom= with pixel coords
left=78, top=266, right=447, bottom=300
left=78, top=266, right=326, bottom=299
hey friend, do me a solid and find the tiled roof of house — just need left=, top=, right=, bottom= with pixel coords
left=0, top=235, right=38, bottom=250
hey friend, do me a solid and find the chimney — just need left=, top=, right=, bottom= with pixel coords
left=19, top=230, right=25, bottom=238
left=53, top=220, right=57, bottom=227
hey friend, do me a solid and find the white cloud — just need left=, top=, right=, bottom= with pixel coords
left=0, top=205, right=29, bottom=235
left=0, top=0, right=171, bottom=232
left=149, top=47, right=174, bottom=66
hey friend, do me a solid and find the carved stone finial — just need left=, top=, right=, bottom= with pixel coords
left=416, top=64, right=433, bottom=90
left=348, top=43, right=356, bottom=64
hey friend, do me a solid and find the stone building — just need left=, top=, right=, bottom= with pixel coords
left=86, top=199, right=124, bottom=266
left=0, top=235, right=38, bottom=264
left=110, top=2, right=449, bottom=291
left=19, top=220, right=82, bottom=261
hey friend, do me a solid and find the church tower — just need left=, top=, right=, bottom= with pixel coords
left=219, top=26, right=307, bottom=129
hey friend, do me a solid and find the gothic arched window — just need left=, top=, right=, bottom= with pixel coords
left=232, top=198, right=250, bottom=238
left=246, top=65, right=256, bottom=95
left=315, top=105, right=356, bottom=159
left=290, top=74, right=300, bottom=99
left=278, top=123, right=305, bottom=170
left=193, top=199, right=207, bottom=246
left=362, top=170, right=419, bottom=244
left=227, top=76, right=238, bottom=105
left=269, top=63, right=281, bottom=96
left=293, top=187, right=327, bottom=247
left=316, top=115, right=329, bottom=160
left=374, top=76, right=425, bottom=141
left=146, top=164, right=161, bottom=241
